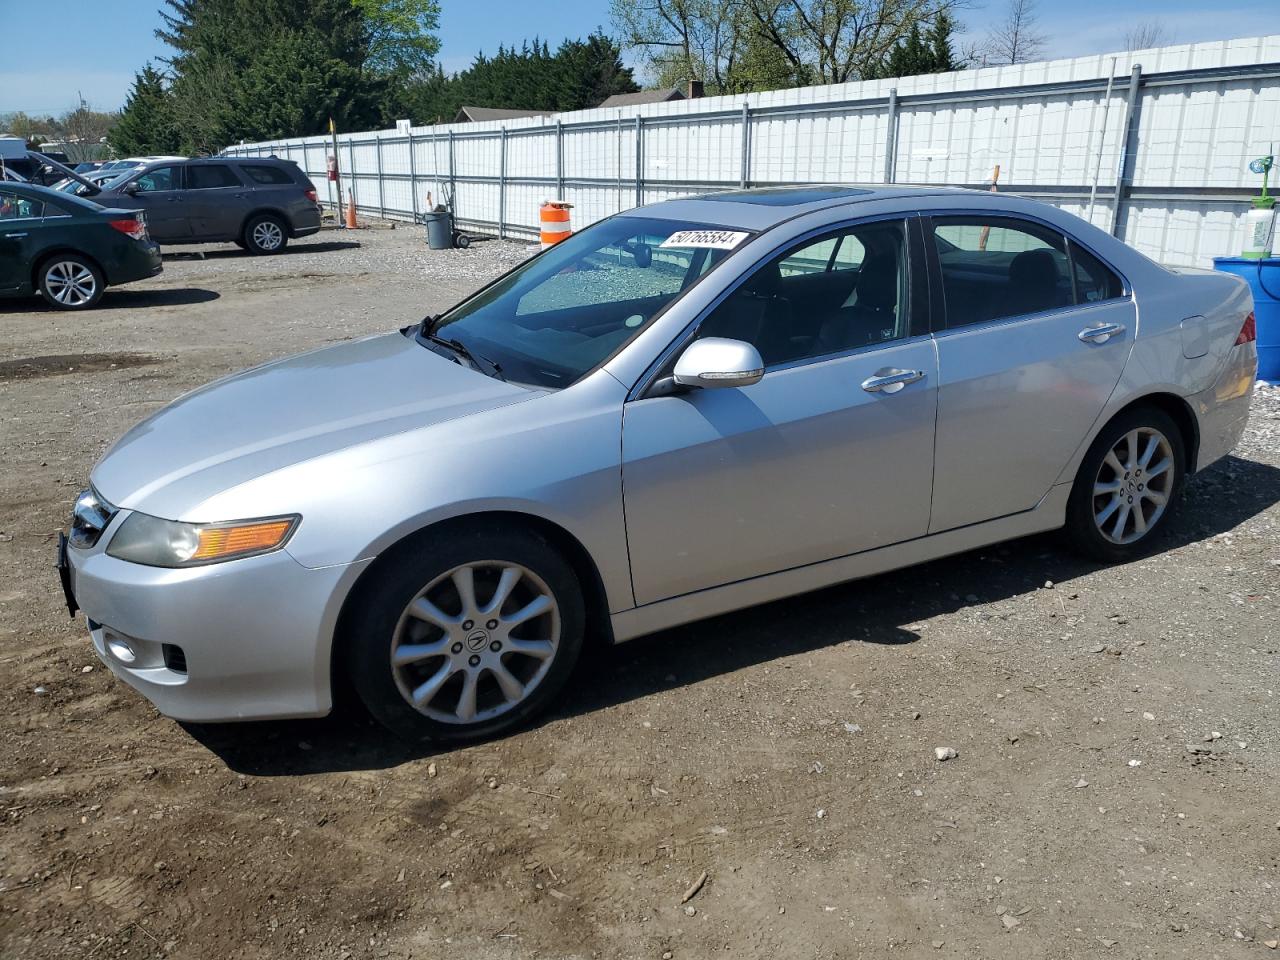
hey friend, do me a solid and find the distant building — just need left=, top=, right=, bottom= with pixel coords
left=598, top=82, right=704, bottom=109
left=453, top=106, right=554, bottom=123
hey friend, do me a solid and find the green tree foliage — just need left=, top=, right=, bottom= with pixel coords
left=868, top=13, right=961, bottom=80
left=401, top=34, right=639, bottom=123
left=115, top=0, right=439, bottom=153
left=110, top=65, right=181, bottom=156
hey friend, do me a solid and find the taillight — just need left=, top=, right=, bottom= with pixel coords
left=108, top=218, right=146, bottom=241
left=1236, top=311, right=1256, bottom=345
left=304, top=188, right=317, bottom=203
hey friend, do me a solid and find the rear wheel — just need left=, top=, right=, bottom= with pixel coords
left=346, top=526, right=585, bottom=743
left=242, top=214, right=288, bottom=255
left=37, top=255, right=104, bottom=310
left=1064, top=406, right=1185, bottom=561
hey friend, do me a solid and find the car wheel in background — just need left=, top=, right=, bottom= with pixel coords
left=1064, top=405, right=1186, bottom=562
left=346, top=525, right=585, bottom=743
left=243, top=214, right=288, bottom=255
left=37, top=255, right=105, bottom=310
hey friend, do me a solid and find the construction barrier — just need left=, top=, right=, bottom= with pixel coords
left=540, top=201, right=572, bottom=250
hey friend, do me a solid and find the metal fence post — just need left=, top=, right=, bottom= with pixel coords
left=739, top=102, right=751, bottom=188
left=448, top=130, right=456, bottom=220
left=498, top=128, right=507, bottom=240
left=555, top=120, right=564, bottom=199
left=1110, top=64, right=1143, bottom=238
left=883, top=88, right=898, bottom=184
left=634, top=115, right=643, bottom=206
left=375, top=134, right=385, bottom=218
left=407, top=130, right=419, bottom=223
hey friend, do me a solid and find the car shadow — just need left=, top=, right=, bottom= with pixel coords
left=182, top=240, right=362, bottom=260
left=0, top=287, right=220, bottom=312
left=184, top=454, right=1280, bottom=777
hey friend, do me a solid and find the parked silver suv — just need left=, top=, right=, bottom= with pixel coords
left=88, top=157, right=322, bottom=254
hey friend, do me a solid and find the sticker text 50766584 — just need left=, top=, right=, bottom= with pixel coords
left=659, top=230, right=749, bottom=250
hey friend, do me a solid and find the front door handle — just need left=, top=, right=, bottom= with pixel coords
left=861, top=368, right=925, bottom=394
left=4, top=232, right=28, bottom=238
left=1078, top=322, right=1125, bottom=344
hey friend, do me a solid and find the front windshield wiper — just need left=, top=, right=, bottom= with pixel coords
left=425, top=333, right=506, bottom=381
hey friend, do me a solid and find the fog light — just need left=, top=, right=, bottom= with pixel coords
left=106, top=637, right=136, bottom=664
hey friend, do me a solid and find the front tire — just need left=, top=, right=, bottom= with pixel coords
left=38, top=255, right=104, bottom=310
left=1064, top=406, right=1186, bottom=562
left=345, top=526, right=585, bottom=743
left=242, top=214, right=288, bottom=255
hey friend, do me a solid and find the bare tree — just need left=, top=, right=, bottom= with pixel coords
left=1123, top=20, right=1170, bottom=52
left=983, top=0, right=1046, bottom=65
left=57, top=104, right=117, bottom=162
left=612, top=0, right=962, bottom=90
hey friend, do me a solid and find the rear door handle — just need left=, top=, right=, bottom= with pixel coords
left=1078, top=322, right=1125, bottom=343
left=861, top=368, right=925, bottom=394
left=4, top=232, right=28, bottom=238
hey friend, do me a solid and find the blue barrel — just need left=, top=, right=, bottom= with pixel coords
left=1213, top=256, right=1280, bottom=383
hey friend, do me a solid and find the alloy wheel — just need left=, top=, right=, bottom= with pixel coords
left=390, top=562, right=561, bottom=724
left=251, top=220, right=284, bottom=251
left=1091, top=427, right=1176, bottom=545
left=44, top=261, right=98, bottom=307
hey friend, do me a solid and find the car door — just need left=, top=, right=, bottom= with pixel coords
left=116, top=165, right=191, bottom=242
left=182, top=162, right=249, bottom=240
left=926, top=214, right=1134, bottom=533
left=621, top=216, right=939, bottom=606
left=0, top=189, right=43, bottom=290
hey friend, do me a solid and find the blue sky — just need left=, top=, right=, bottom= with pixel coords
left=0, top=0, right=1275, bottom=116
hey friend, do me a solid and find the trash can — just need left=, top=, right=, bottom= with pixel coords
left=1213, top=256, right=1280, bottom=383
left=423, top=209, right=453, bottom=250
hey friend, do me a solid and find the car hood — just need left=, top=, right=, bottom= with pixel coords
left=92, top=332, right=535, bottom=518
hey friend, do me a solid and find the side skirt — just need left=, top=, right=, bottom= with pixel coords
left=609, top=482, right=1071, bottom=643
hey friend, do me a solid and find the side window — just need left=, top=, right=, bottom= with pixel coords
left=696, top=219, right=909, bottom=367
left=187, top=164, right=242, bottom=189
left=133, top=167, right=179, bottom=192
left=240, top=164, right=294, bottom=185
left=0, top=192, right=42, bottom=219
left=1069, top=241, right=1125, bottom=302
left=932, top=218, right=1072, bottom=327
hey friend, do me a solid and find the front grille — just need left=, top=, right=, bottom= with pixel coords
left=162, top=644, right=187, bottom=674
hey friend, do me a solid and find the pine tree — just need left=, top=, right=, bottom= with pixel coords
left=110, top=65, right=180, bottom=156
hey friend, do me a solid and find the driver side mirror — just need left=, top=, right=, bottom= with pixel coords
left=671, top=337, right=765, bottom=390
left=122, top=181, right=140, bottom=195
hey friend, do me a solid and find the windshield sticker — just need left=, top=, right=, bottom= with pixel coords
left=659, top=229, right=749, bottom=250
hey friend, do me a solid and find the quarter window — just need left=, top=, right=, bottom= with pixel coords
left=240, top=164, right=294, bottom=185
left=187, top=164, right=241, bottom=189
left=695, top=219, right=909, bottom=366
left=1069, top=240, right=1125, bottom=302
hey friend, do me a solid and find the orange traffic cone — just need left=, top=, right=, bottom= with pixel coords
left=345, top=189, right=358, bottom=229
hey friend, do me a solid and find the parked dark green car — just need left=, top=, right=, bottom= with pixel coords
left=0, top=182, right=162, bottom=310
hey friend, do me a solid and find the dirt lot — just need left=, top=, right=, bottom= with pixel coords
left=1, top=226, right=1277, bottom=960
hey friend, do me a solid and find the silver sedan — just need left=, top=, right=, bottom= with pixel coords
left=59, top=186, right=1258, bottom=741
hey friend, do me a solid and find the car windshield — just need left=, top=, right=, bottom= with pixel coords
left=425, top=216, right=747, bottom=389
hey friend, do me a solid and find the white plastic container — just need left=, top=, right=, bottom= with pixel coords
left=1245, top=201, right=1276, bottom=259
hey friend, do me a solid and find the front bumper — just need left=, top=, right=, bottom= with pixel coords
left=63, top=534, right=368, bottom=722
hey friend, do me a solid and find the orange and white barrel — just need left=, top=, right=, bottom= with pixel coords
left=540, top=200, right=573, bottom=250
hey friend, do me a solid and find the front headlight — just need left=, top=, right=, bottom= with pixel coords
left=106, top=512, right=300, bottom=567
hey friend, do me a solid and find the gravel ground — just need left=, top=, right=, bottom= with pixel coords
left=1, top=226, right=1277, bottom=960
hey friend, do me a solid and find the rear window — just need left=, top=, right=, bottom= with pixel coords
left=188, top=164, right=242, bottom=189
left=239, top=164, right=294, bottom=185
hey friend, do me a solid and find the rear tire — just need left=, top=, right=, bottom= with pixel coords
left=345, top=525, right=585, bottom=744
left=37, top=255, right=104, bottom=310
left=1064, top=406, right=1186, bottom=562
left=242, top=214, right=288, bottom=255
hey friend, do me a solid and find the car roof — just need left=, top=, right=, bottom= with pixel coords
left=623, top=184, right=975, bottom=231
left=1, top=180, right=103, bottom=211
